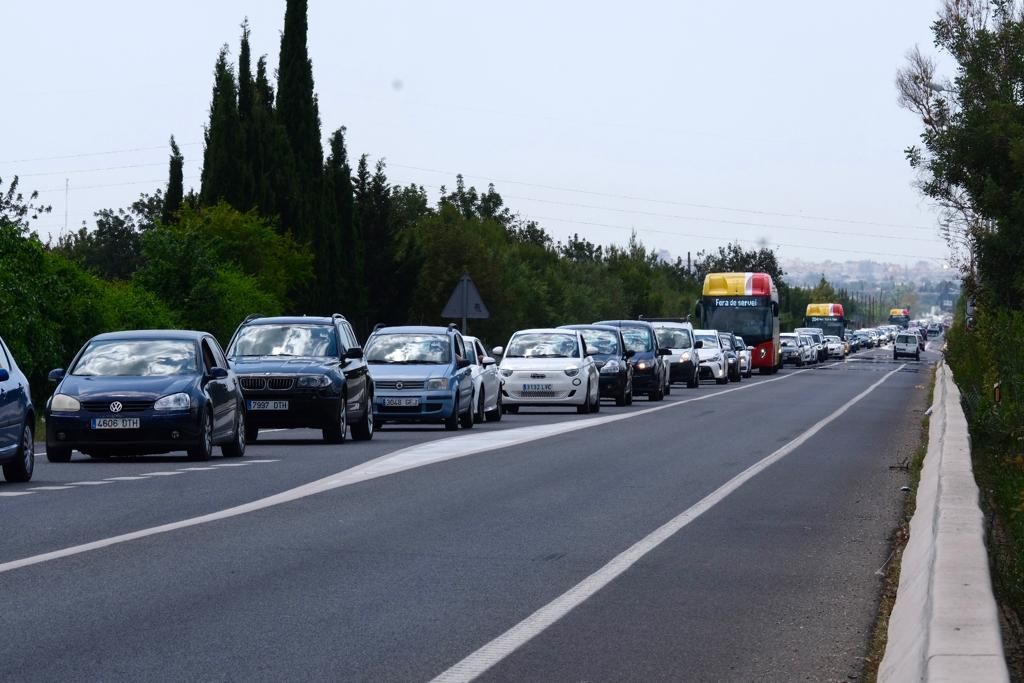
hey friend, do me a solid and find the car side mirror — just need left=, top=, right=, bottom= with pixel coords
left=491, top=346, right=504, bottom=357
left=482, top=356, right=496, bottom=367
left=457, top=358, right=472, bottom=369
left=0, top=369, right=9, bottom=383
left=48, top=368, right=65, bottom=383
left=624, top=349, right=636, bottom=359
left=344, top=347, right=364, bottom=360
left=209, top=367, right=229, bottom=380
left=693, top=340, right=703, bottom=349
left=658, top=348, right=672, bottom=356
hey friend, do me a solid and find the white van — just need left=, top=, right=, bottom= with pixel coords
left=893, top=333, right=920, bottom=361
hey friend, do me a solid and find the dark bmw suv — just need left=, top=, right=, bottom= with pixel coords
left=225, top=314, right=373, bottom=443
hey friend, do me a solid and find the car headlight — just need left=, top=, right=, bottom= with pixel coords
left=635, top=361, right=649, bottom=371
left=425, top=378, right=448, bottom=391
left=680, top=352, right=691, bottom=362
left=297, top=375, right=331, bottom=388
left=154, top=392, right=191, bottom=411
left=600, top=360, right=620, bottom=373
left=500, top=368, right=514, bottom=377
left=728, top=357, right=736, bottom=363
left=50, top=394, right=80, bottom=412
left=564, top=367, right=580, bottom=377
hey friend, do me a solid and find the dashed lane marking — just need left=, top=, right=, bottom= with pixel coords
left=67, top=481, right=114, bottom=486
left=103, top=476, right=147, bottom=481
left=27, top=486, right=75, bottom=491
left=140, top=471, right=184, bottom=476
left=0, top=492, right=34, bottom=497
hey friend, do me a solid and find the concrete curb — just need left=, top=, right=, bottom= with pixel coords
left=879, top=361, right=1008, bottom=682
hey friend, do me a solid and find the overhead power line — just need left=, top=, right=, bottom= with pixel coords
left=529, top=214, right=949, bottom=263
left=0, top=142, right=201, bottom=165
left=17, top=162, right=167, bottom=178
left=388, top=162, right=940, bottom=232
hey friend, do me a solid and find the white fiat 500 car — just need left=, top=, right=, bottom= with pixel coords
left=693, top=329, right=728, bottom=385
left=462, top=335, right=502, bottom=423
left=823, top=335, right=845, bottom=358
left=494, top=328, right=601, bottom=414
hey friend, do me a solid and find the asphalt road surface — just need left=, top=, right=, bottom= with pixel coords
left=0, top=341, right=938, bottom=682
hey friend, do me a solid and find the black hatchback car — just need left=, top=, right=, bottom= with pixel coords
left=46, top=330, right=246, bottom=461
left=225, top=314, right=373, bottom=443
left=0, top=334, right=35, bottom=482
left=593, top=320, right=672, bottom=401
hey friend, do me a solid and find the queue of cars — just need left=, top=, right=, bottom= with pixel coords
left=0, top=308, right=938, bottom=484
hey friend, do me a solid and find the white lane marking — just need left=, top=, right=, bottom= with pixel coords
left=0, top=491, right=34, bottom=497
left=211, top=463, right=250, bottom=468
left=28, top=486, right=75, bottom=491
left=140, top=471, right=184, bottom=477
left=0, top=371, right=804, bottom=575
left=67, top=481, right=114, bottom=486
left=103, top=476, right=147, bottom=481
left=179, top=467, right=217, bottom=471
left=246, top=459, right=280, bottom=463
left=430, top=363, right=907, bottom=683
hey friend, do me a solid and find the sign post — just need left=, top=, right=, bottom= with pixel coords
left=441, top=271, right=489, bottom=333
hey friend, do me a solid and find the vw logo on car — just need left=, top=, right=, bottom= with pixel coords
left=109, top=401, right=123, bottom=413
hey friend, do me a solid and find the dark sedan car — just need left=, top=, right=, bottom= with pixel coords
left=45, top=330, right=246, bottom=461
left=225, top=314, right=373, bottom=443
left=0, top=334, right=35, bottom=483
left=593, top=320, right=671, bottom=401
left=560, top=324, right=634, bottom=406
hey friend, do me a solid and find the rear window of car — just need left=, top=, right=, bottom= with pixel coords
left=897, top=335, right=917, bottom=344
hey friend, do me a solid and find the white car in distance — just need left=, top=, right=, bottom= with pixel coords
left=462, top=335, right=502, bottom=423
left=494, top=328, right=601, bottom=414
left=823, top=335, right=845, bottom=358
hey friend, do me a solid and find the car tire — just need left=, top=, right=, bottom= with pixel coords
left=47, top=445, right=72, bottom=463
left=485, top=392, right=503, bottom=422
left=3, top=422, right=34, bottom=483
left=459, top=397, right=474, bottom=429
left=444, top=403, right=460, bottom=430
left=615, top=386, right=629, bottom=406
left=577, top=387, right=592, bottom=414
left=188, top=408, right=214, bottom=461
left=323, top=402, right=348, bottom=444
left=715, top=375, right=728, bottom=385
left=474, top=391, right=486, bottom=424
left=664, top=379, right=671, bottom=396
left=915, top=352, right=920, bottom=361
left=245, top=422, right=259, bottom=443
left=893, top=352, right=898, bottom=360
left=221, top=408, right=246, bottom=458
left=687, top=368, right=699, bottom=389
left=351, top=400, right=375, bottom=441
left=591, top=385, right=601, bottom=413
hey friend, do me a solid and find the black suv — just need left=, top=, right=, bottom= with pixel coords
left=225, top=314, right=373, bottom=443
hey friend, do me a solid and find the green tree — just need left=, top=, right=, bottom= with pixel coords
left=199, top=46, right=243, bottom=208
left=693, top=242, right=785, bottom=284
left=163, top=136, right=184, bottom=223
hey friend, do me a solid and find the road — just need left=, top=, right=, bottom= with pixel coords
left=0, top=342, right=937, bottom=682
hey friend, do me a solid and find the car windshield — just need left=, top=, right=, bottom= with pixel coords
left=719, top=335, right=733, bottom=350
left=578, top=330, right=619, bottom=356
left=620, top=328, right=654, bottom=353
left=735, top=337, right=746, bottom=349
left=780, top=336, right=796, bottom=347
left=655, top=327, right=691, bottom=349
left=505, top=333, right=580, bottom=358
left=364, top=334, right=451, bottom=364
left=72, top=339, right=198, bottom=377
left=230, top=324, right=337, bottom=357
left=695, top=333, right=720, bottom=348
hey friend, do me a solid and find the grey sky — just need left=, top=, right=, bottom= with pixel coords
left=3, top=1, right=952, bottom=267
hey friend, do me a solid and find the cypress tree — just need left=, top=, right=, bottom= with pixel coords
left=324, top=127, right=364, bottom=316
left=276, top=0, right=323, bottom=182
left=236, top=20, right=257, bottom=210
left=163, top=136, right=184, bottom=223
left=199, top=46, right=243, bottom=208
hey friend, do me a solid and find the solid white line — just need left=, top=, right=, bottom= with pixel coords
left=140, top=471, right=184, bottom=477
left=245, top=459, right=280, bottom=463
left=0, top=491, right=34, bottom=497
left=28, top=486, right=75, bottom=491
left=0, top=370, right=804, bottom=575
left=67, top=481, right=114, bottom=486
left=179, top=467, right=217, bottom=471
left=211, top=463, right=250, bottom=468
left=103, top=476, right=147, bottom=481
left=429, top=363, right=907, bottom=683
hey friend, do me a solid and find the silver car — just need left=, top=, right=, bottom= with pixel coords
left=693, top=329, right=728, bottom=385
left=463, top=335, right=502, bottom=423
left=735, top=336, right=753, bottom=378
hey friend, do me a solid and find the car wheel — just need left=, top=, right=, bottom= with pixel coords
left=485, top=391, right=503, bottom=422
left=615, top=384, right=629, bottom=406
left=649, top=385, right=663, bottom=401
left=47, top=445, right=72, bottom=463
left=591, top=384, right=601, bottom=413
left=3, top=422, right=34, bottom=483
left=444, top=403, right=460, bottom=430
left=323, top=402, right=348, bottom=444
left=245, top=421, right=259, bottom=443
left=351, top=400, right=375, bottom=441
left=893, top=352, right=898, bottom=360
left=664, top=379, right=671, bottom=396
left=577, top=384, right=592, bottom=414
left=687, top=368, right=699, bottom=389
left=715, top=374, right=728, bottom=385
left=474, top=391, right=486, bottom=424
left=222, top=408, right=246, bottom=458
left=459, top=396, right=474, bottom=429
left=188, top=408, right=214, bottom=461
left=915, top=352, right=920, bottom=361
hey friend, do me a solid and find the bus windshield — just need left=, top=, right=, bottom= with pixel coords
left=705, top=306, right=773, bottom=343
